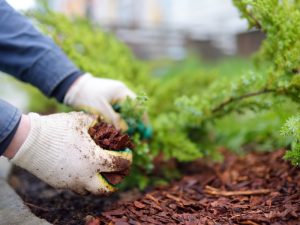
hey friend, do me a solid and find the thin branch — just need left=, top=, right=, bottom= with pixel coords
left=165, top=193, right=182, bottom=202
left=247, top=10, right=262, bottom=29
left=145, top=193, right=163, bottom=210
left=204, top=185, right=271, bottom=196
left=212, top=89, right=275, bottom=113
left=145, top=193, right=160, bottom=205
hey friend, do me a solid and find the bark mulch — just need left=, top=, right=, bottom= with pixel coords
left=10, top=149, right=300, bottom=225
left=99, top=149, right=300, bottom=225
left=88, top=121, right=134, bottom=185
left=88, top=122, right=134, bottom=151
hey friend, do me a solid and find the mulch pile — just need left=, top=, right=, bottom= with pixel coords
left=99, top=149, right=300, bottom=225
left=10, top=149, right=300, bottom=225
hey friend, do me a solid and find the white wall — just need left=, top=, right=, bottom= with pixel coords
left=170, top=0, right=247, bottom=35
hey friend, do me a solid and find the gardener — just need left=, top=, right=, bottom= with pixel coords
left=0, top=0, right=135, bottom=194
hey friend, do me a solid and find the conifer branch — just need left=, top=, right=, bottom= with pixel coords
left=246, top=11, right=261, bottom=29
left=212, top=89, right=275, bottom=113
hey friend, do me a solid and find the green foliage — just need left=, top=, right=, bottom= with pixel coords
left=114, top=96, right=156, bottom=189
left=147, top=0, right=300, bottom=168
left=215, top=100, right=296, bottom=153
left=281, top=115, right=300, bottom=165
left=233, top=0, right=300, bottom=165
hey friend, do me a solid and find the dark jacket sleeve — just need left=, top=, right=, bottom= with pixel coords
left=0, top=0, right=82, bottom=99
left=0, top=100, right=21, bottom=155
left=0, top=0, right=84, bottom=155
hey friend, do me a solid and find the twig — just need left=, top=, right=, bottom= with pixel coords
left=25, top=202, right=49, bottom=211
left=145, top=193, right=163, bottom=210
left=145, top=193, right=160, bottom=205
left=165, top=193, right=185, bottom=207
left=165, top=193, right=182, bottom=202
left=212, top=89, right=275, bottom=113
left=204, top=185, right=271, bottom=196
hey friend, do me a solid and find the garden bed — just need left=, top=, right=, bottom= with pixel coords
left=9, top=149, right=300, bottom=225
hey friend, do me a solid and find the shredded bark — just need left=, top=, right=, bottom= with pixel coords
left=88, top=122, right=134, bottom=185
left=99, top=149, right=300, bottom=225
left=10, top=149, right=300, bottom=225
left=88, top=122, right=134, bottom=151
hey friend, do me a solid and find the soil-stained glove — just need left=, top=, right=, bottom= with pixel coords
left=11, top=112, right=132, bottom=195
left=64, top=73, right=136, bottom=130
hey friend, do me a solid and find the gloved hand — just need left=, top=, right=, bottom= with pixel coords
left=11, top=112, right=132, bottom=195
left=64, top=73, right=136, bottom=130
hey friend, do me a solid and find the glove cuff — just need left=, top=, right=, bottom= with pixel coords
left=63, top=73, right=92, bottom=106
left=11, top=113, right=67, bottom=179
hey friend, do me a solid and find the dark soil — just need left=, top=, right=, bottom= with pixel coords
left=88, top=122, right=134, bottom=185
left=10, top=149, right=300, bottom=225
left=9, top=166, right=122, bottom=225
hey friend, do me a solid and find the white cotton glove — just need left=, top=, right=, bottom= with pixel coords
left=11, top=112, right=132, bottom=195
left=64, top=73, right=136, bottom=130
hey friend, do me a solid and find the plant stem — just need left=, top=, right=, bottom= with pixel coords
left=212, top=89, right=275, bottom=113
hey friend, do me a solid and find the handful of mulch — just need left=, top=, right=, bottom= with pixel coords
left=88, top=122, right=134, bottom=185
left=88, top=122, right=134, bottom=150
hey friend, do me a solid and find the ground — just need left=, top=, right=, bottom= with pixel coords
left=9, top=149, right=300, bottom=225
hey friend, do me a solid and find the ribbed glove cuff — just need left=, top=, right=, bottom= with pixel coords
left=11, top=113, right=66, bottom=178
left=63, top=73, right=92, bottom=106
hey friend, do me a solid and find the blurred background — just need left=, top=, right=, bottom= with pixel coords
left=6, top=0, right=263, bottom=60
left=2, top=0, right=264, bottom=110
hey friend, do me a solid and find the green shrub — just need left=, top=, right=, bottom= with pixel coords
left=232, top=0, right=300, bottom=164
left=151, top=0, right=300, bottom=168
